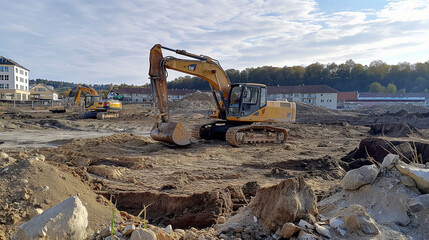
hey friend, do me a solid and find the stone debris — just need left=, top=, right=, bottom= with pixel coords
left=320, top=154, right=429, bottom=239
left=396, top=162, right=429, bottom=193
left=314, top=223, right=331, bottom=238
left=340, top=164, right=379, bottom=190
left=249, top=177, right=318, bottom=232
left=276, top=222, right=300, bottom=238
left=13, top=196, right=88, bottom=240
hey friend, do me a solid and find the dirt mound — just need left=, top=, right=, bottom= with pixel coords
left=295, top=102, right=338, bottom=116
left=243, top=155, right=346, bottom=181
left=342, top=137, right=429, bottom=164
left=0, top=153, right=122, bottom=239
left=170, top=92, right=216, bottom=113
left=357, top=104, right=429, bottom=115
left=369, top=122, right=423, bottom=137
left=38, top=133, right=162, bottom=167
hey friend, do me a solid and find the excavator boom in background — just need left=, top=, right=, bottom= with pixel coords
left=74, top=84, right=122, bottom=119
left=149, top=44, right=296, bottom=146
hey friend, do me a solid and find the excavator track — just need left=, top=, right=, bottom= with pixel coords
left=190, top=124, right=203, bottom=140
left=225, top=125, right=287, bottom=147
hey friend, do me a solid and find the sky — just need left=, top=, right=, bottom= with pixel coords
left=1, top=0, right=428, bottom=86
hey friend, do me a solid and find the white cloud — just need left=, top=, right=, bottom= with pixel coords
left=0, top=0, right=428, bottom=85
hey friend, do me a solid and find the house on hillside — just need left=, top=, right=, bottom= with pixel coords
left=267, top=85, right=339, bottom=109
left=113, top=88, right=196, bottom=102
left=0, top=56, right=30, bottom=100
left=29, top=83, right=59, bottom=100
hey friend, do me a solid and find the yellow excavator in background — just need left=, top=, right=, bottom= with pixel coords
left=74, top=84, right=122, bottom=119
left=149, top=44, right=296, bottom=146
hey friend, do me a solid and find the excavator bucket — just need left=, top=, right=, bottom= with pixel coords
left=150, top=121, right=192, bottom=146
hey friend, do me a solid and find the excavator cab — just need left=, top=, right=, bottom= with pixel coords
left=227, top=84, right=267, bottom=118
left=84, top=95, right=102, bottom=109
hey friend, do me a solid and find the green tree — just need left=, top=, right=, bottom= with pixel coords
left=369, top=82, right=385, bottom=92
left=385, top=83, right=397, bottom=93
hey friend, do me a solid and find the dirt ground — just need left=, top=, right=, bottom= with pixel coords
left=1, top=98, right=429, bottom=238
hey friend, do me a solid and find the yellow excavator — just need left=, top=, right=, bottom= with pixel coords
left=74, top=84, right=122, bottom=119
left=149, top=44, right=296, bottom=146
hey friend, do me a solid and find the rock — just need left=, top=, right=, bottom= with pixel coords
left=400, top=175, right=416, bottom=187
left=333, top=204, right=379, bottom=236
left=417, top=194, right=429, bottom=208
left=381, top=154, right=399, bottom=171
left=234, top=226, right=244, bottom=233
left=100, top=226, right=112, bottom=237
left=341, top=165, right=379, bottom=190
left=36, top=154, right=46, bottom=161
left=217, top=216, right=226, bottom=224
left=5, top=123, right=18, bottom=129
left=298, top=230, right=317, bottom=240
left=298, top=219, right=314, bottom=229
left=130, top=228, right=157, bottom=240
left=28, top=208, right=44, bottom=219
left=174, top=229, right=186, bottom=236
left=407, top=198, right=423, bottom=213
left=13, top=196, right=88, bottom=240
left=249, top=177, right=318, bottom=232
left=396, top=163, right=429, bottom=193
left=164, top=224, right=173, bottom=234
left=0, top=152, right=9, bottom=160
left=329, top=217, right=343, bottom=228
left=278, top=222, right=300, bottom=238
left=315, top=224, right=331, bottom=238
left=123, top=224, right=136, bottom=235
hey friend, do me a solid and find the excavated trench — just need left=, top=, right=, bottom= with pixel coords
left=98, top=184, right=256, bottom=229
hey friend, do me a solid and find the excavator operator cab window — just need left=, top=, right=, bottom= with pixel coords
left=228, top=86, right=242, bottom=116
left=84, top=95, right=101, bottom=108
left=240, top=86, right=260, bottom=116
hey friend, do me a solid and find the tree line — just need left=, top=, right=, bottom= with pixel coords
left=167, top=60, right=429, bottom=93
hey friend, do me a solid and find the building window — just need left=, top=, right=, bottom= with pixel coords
left=321, top=99, right=324, bottom=102
left=36, top=88, right=46, bottom=92
left=321, top=93, right=324, bottom=96
left=0, top=67, right=3, bottom=72
left=16, top=76, right=18, bottom=81
left=16, top=84, right=18, bottom=89
left=5, top=75, right=8, bottom=80
left=0, top=84, right=3, bottom=89
left=16, top=68, right=18, bottom=73
left=25, top=79, right=27, bottom=83
left=25, top=72, right=27, bottom=76
left=6, top=84, right=8, bottom=89
left=19, top=69, right=23, bottom=74
left=20, top=77, right=24, bottom=82
left=0, top=75, right=3, bottom=80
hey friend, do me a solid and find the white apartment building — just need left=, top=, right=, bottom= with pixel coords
left=0, top=56, right=30, bottom=100
left=267, top=85, right=339, bottom=109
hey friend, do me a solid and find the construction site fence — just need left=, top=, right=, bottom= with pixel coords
left=0, top=99, right=70, bottom=109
